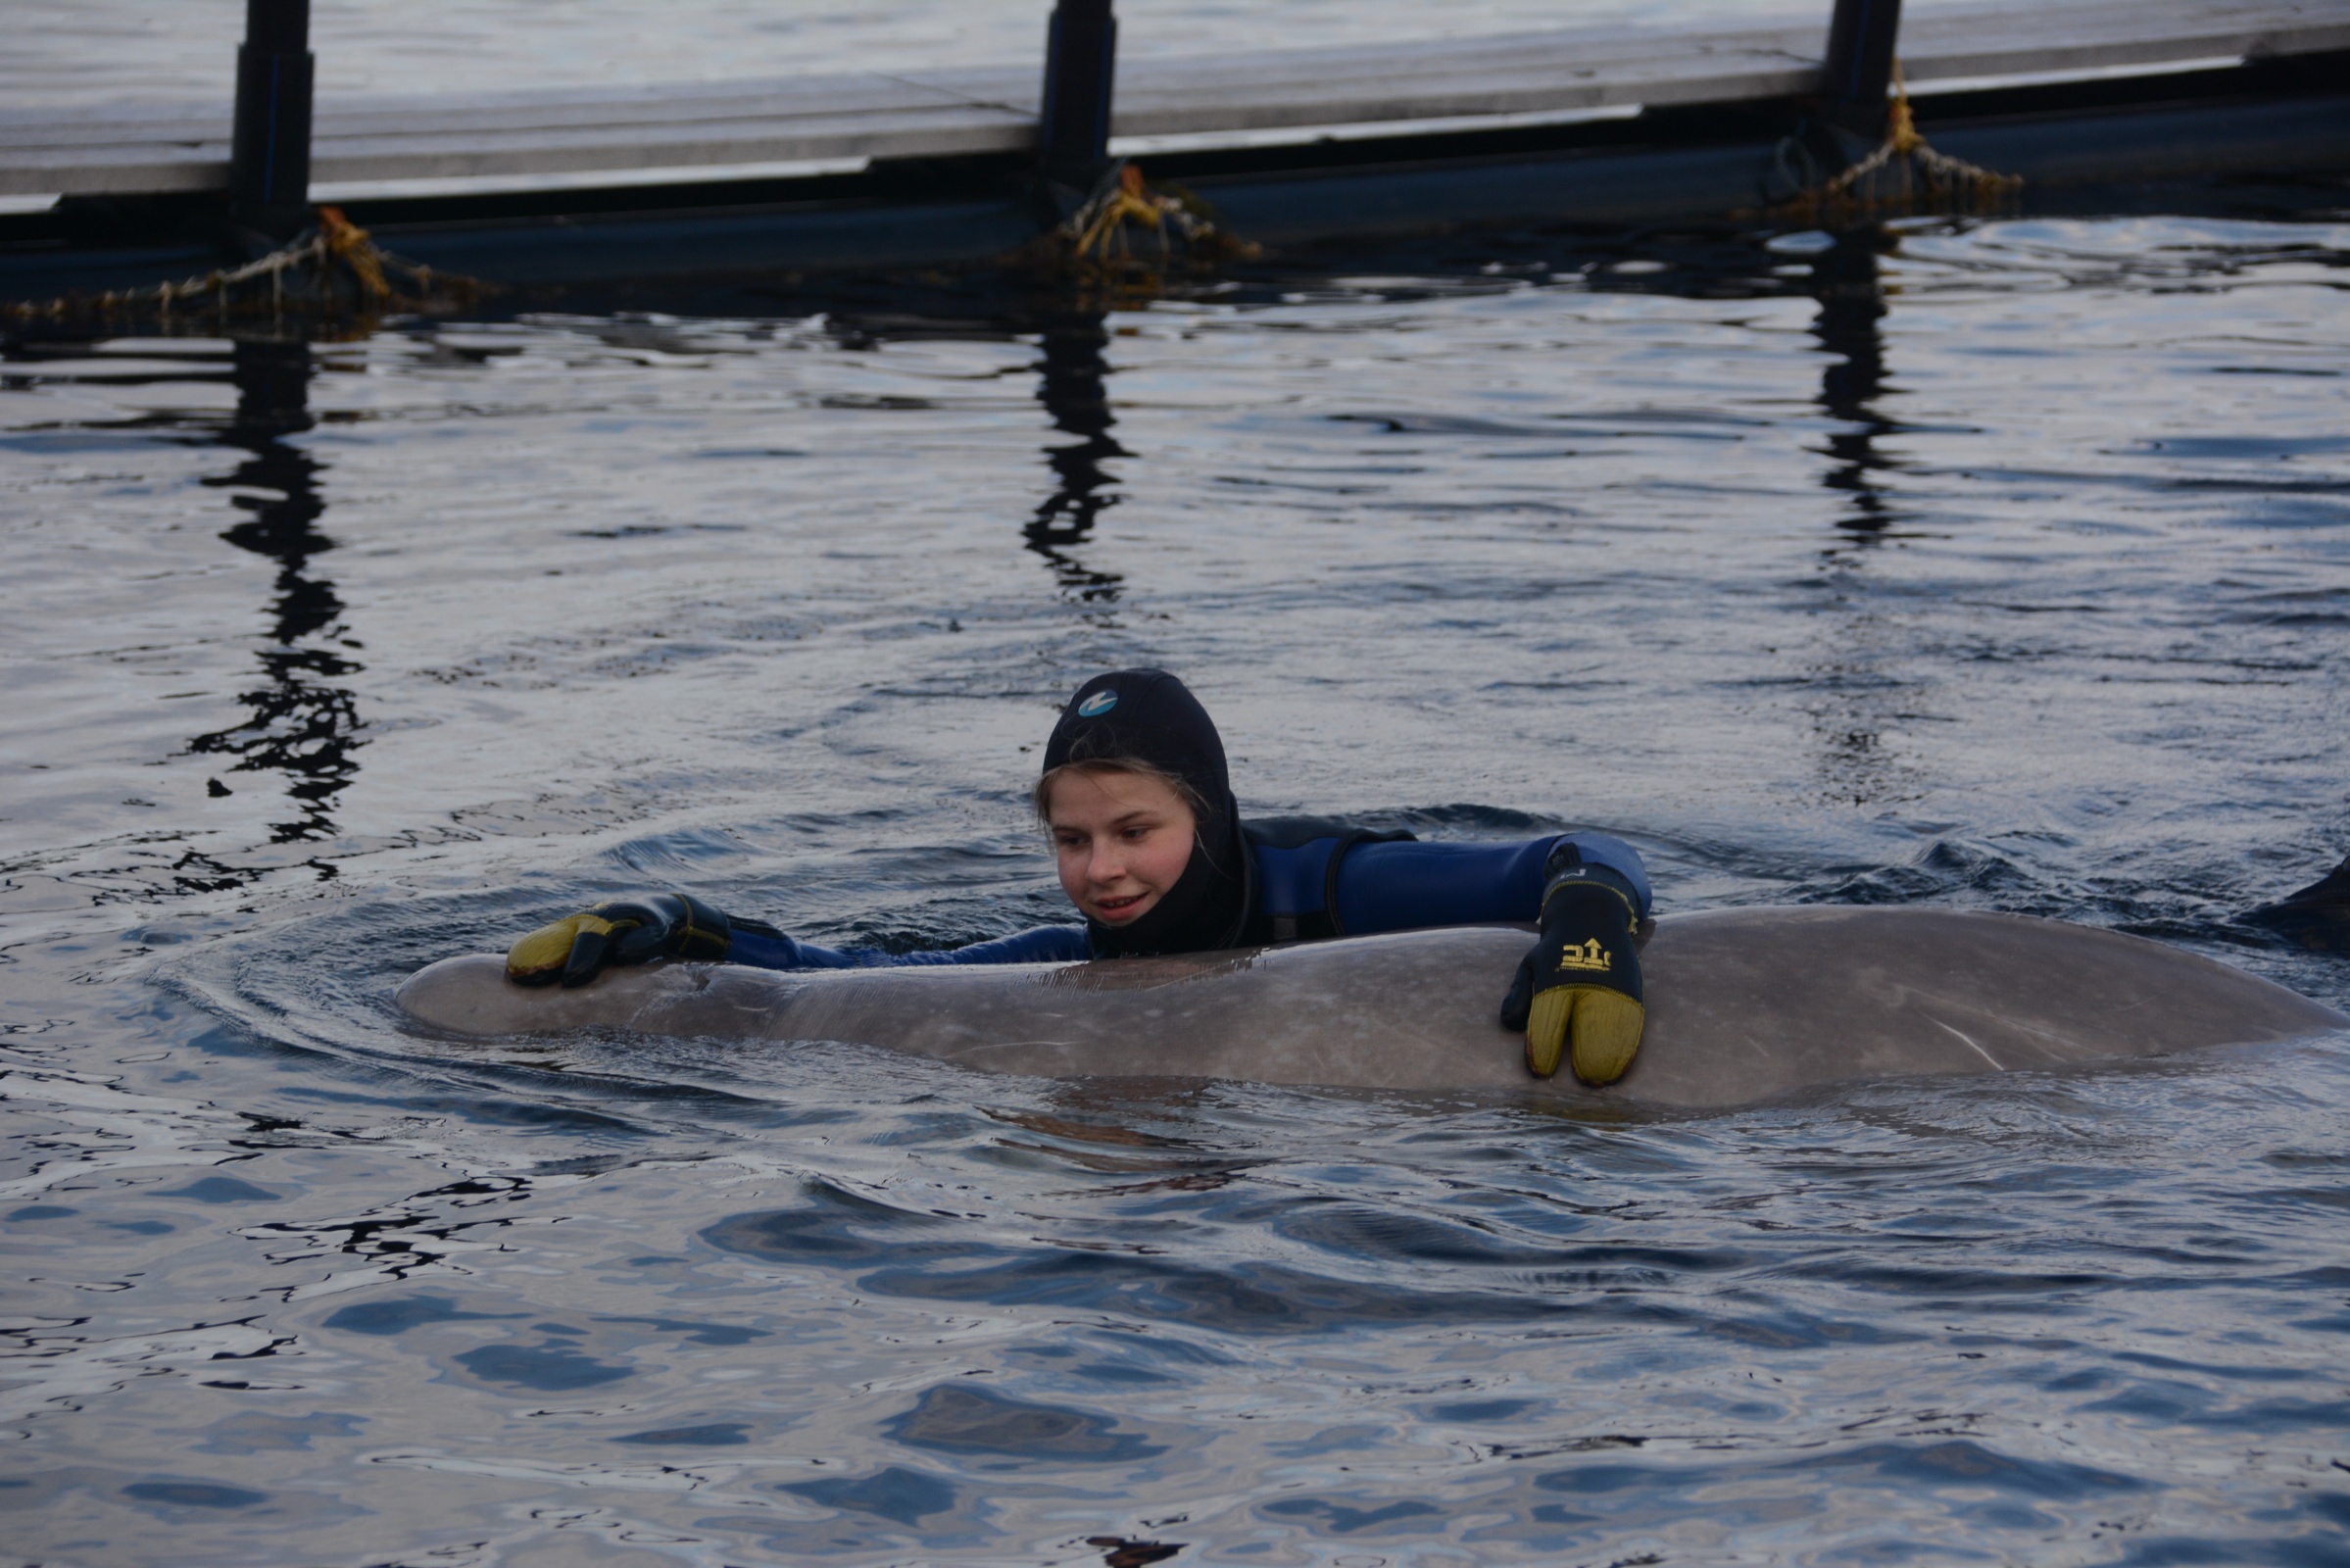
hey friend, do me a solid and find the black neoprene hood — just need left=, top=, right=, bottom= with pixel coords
left=1041, top=669, right=1249, bottom=956
left=1042, top=669, right=1232, bottom=806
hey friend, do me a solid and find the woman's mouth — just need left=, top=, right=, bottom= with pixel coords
left=1092, top=891, right=1150, bottom=920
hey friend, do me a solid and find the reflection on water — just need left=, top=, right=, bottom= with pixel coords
left=3, top=214, right=2348, bottom=1568
left=1802, top=227, right=1918, bottom=808
left=187, top=337, right=364, bottom=849
left=1809, top=227, right=1901, bottom=541
left=1027, top=309, right=1128, bottom=604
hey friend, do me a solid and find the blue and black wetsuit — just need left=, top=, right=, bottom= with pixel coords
left=725, top=819, right=1649, bottom=971
left=502, top=667, right=1653, bottom=1083
left=725, top=668, right=1649, bottom=973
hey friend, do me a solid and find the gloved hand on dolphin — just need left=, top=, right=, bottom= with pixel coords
left=507, top=893, right=759, bottom=987
left=1498, top=842, right=1646, bottom=1086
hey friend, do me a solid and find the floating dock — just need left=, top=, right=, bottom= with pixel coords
left=3, top=0, right=2346, bottom=298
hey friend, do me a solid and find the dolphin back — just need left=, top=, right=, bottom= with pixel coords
left=394, top=908, right=2345, bottom=1108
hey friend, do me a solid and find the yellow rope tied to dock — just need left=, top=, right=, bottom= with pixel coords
left=1044, top=163, right=1259, bottom=283
left=1773, top=61, right=2022, bottom=223
left=4, top=206, right=484, bottom=325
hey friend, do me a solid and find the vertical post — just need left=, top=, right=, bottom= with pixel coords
left=1038, top=0, right=1117, bottom=196
left=1819, top=0, right=1902, bottom=143
left=229, top=0, right=315, bottom=243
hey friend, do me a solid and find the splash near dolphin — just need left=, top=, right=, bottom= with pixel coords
left=397, top=906, right=2345, bottom=1110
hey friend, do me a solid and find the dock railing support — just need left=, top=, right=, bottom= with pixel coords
left=1819, top=0, right=1902, bottom=145
left=1038, top=0, right=1118, bottom=207
left=229, top=0, right=315, bottom=245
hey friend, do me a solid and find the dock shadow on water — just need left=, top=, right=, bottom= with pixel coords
left=3, top=210, right=2349, bottom=1566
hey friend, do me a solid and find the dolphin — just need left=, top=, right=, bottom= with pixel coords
left=394, top=906, right=2345, bottom=1109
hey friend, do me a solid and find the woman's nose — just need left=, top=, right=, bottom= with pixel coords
left=1087, top=845, right=1126, bottom=884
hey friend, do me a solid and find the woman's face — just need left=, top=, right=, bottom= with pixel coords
left=1047, top=767, right=1198, bottom=927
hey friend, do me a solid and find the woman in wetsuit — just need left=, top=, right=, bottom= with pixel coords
left=505, top=669, right=1652, bottom=1085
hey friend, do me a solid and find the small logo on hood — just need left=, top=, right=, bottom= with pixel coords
left=1077, top=689, right=1118, bottom=717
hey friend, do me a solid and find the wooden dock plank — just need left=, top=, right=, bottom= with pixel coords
left=306, top=113, right=1036, bottom=184
left=3, top=109, right=1038, bottom=194
left=889, top=27, right=1881, bottom=140
left=2, top=0, right=2341, bottom=198
left=1890, top=0, right=2350, bottom=81
left=0, top=74, right=996, bottom=151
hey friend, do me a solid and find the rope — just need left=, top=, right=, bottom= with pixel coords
left=1039, top=162, right=1259, bottom=283
left=1772, top=61, right=2022, bottom=223
left=4, top=206, right=484, bottom=324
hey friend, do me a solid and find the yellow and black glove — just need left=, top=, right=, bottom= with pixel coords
left=1498, top=856, right=1645, bottom=1086
left=506, top=892, right=738, bottom=988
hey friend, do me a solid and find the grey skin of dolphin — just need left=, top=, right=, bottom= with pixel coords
left=394, top=906, right=2347, bottom=1110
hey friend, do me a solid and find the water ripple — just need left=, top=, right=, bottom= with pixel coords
left=4, top=210, right=2348, bottom=1563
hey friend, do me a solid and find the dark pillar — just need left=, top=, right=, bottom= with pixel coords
left=1819, top=0, right=1902, bottom=143
left=1038, top=0, right=1118, bottom=196
left=229, top=0, right=316, bottom=243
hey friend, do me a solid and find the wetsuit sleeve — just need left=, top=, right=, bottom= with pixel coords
left=1331, top=832, right=1651, bottom=935
left=725, top=924, right=1090, bottom=970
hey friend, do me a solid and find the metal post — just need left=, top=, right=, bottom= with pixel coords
left=1038, top=0, right=1117, bottom=196
left=1819, top=0, right=1902, bottom=143
left=229, top=0, right=315, bottom=243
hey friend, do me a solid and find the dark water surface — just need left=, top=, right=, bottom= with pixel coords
left=5, top=216, right=2350, bottom=1566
